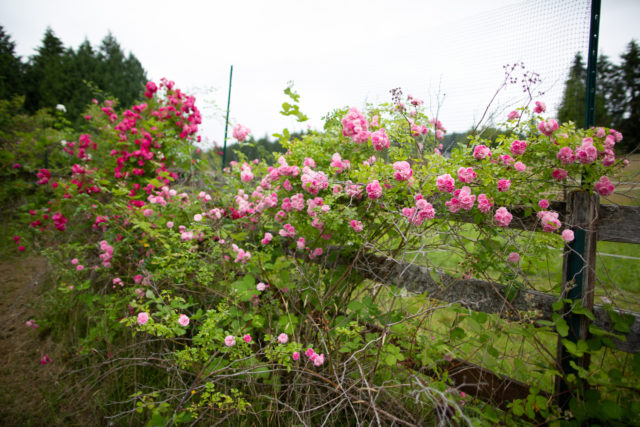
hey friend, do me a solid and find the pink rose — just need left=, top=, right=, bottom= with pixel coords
left=534, top=101, right=546, bottom=114
left=457, top=167, right=476, bottom=184
left=436, top=174, right=455, bottom=193
left=370, top=128, right=390, bottom=151
left=178, top=314, right=190, bottom=327
left=561, top=229, right=575, bottom=242
left=497, top=179, right=511, bottom=192
left=552, top=168, right=568, bottom=181
left=366, top=180, right=383, bottom=199
left=224, top=335, right=236, bottom=347
left=278, top=333, right=289, bottom=344
left=507, top=252, right=520, bottom=263
left=494, top=207, right=513, bottom=227
left=594, top=176, right=614, bottom=196
left=473, top=145, right=491, bottom=160
left=137, top=312, right=149, bottom=325
left=510, top=140, right=527, bottom=156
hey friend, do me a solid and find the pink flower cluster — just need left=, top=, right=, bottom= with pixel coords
left=233, top=124, right=251, bottom=142
left=537, top=210, right=561, bottom=232
left=305, top=347, right=325, bottom=367
left=240, top=163, right=254, bottom=182
left=261, top=232, right=273, bottom=245
left=350, top=220, right=364, bottom=232
left=36, top=168, right=51, bottom=185
left=538, top=119, right=559, bottom=136
left=279, top=223, right=296, bottom=238
left=371, top=128, right=390, bottom=151
left=99, top=240, right=114, bottom=267
left=341, top=107, right=370, bottom=143
left=231, top=244, right=251, bottom=264
left=494, top=207, right=513, bottom=227
left=575, top=138, right=598, bottom=164
left=473, top=145, right=491, bottom=160
left=402, top=194, right=435, bottom=225
left=497, top=179, right=511, bottom=192
left=477, top=194, right=493, bottom=213
left=552, top=168, right=568, bottom=181
left=144, top=81, right=158, bottom=98
left=436, top=174, right=455, bottom=193
left=510, top=140, right=527, bottom=156
left=393, top=161, right=413, bottom=181
left=300, top=167, right=329, bottom=195
left=446, top=186, right=475, bottom=213
left=457, top=167, right=476, bottom=184
left=594, top=176, right=615, bottom=196
left=366, top=180, right=383, bottom=199
left=12, top=235, right=25, bottom=252
left=330, top=153, right=350, bottom=174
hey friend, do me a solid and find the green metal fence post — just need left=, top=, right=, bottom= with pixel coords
left=222, top=65, right=233, bottom=170
left=554, top=0, right=601, bottom=409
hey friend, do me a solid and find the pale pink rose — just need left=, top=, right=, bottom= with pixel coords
left=561, top=229, right=575, bottom=242
left=534, top=101, right=546, bottom=114
left=277, top=333, right=289, bottom=344
left=137, top=312, right=149, bottom=325
left=178, top=314, right=190, bottom=327
left=507, top=252, right=520, bottom=263
left=224, top=335, right=236, bottom=347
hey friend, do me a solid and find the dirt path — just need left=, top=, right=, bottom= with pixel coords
left=0, top=255, right=68, bottom=426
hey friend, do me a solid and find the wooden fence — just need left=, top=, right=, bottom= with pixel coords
left=304, top=191, right=640, bottom=406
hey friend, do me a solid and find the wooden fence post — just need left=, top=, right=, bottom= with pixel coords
left=555, top=190, right=599, bottom=407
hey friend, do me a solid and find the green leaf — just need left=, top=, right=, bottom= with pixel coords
left=552, top=299, right=564, bottom=312
left=601, top=400, right=623, bottom=420
left=487, top=345, right=499, bottom=358
left=450, top=327, right=466, bottom=340
left=553, top=314, right=569, bottom=337
left=572, top=304, right=595, bottom=320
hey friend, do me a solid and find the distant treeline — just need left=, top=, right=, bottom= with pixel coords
left=558, top=41, right=640, bottom=153
left=0, top=26, right=147, bottom=125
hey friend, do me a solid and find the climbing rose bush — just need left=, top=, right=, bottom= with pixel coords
left=11, top=81, right=633, bottom=425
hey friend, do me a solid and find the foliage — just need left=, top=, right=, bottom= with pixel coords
left=0, top=26, right=147, bottom=127
left=6, top=76, right=639, bottom=426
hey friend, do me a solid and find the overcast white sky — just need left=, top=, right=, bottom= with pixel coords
left=1, top=0, right=639, bottom=148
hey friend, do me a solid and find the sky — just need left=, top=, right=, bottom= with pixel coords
left=1, top=0, right=639, bottom=149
